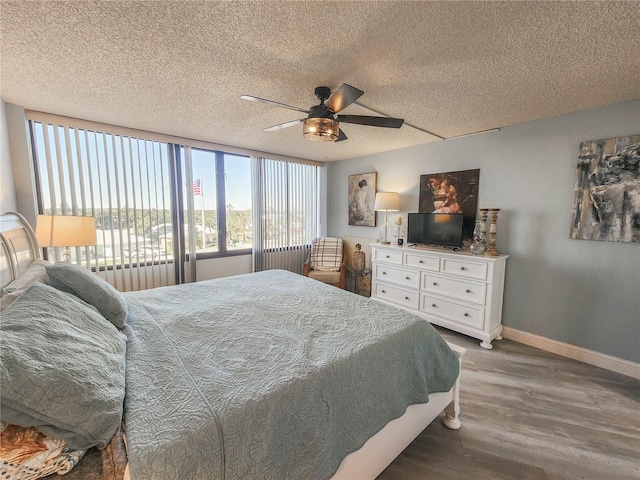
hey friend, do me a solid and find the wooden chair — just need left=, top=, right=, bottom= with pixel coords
left=303, top=237, right=346, bottom=289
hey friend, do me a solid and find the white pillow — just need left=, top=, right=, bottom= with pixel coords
left=313, top=265, right=341, bottom=272
left=1, top=258, right=50, bottom=297
left=0, top=292, right=19, bottom=311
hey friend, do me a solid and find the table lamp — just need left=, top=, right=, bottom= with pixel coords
left=374, top=192, right=400, bottom=244
left=35, top=215, right=97, bottom=262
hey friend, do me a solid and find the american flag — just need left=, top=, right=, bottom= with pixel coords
left=192, top=179, right=202, bottom=196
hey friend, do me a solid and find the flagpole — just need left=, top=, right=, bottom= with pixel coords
left=200, top=175, right=205, bottom=250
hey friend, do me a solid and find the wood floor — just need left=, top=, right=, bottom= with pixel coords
left=378, top=328, right=640, bottom=480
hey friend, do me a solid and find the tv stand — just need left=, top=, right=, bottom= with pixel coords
left=370, top=243, right=508, bottom=349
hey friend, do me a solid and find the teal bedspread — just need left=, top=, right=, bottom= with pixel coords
left=122, top=270, right=459, bottom=480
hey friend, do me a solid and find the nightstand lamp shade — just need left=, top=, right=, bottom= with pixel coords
left=36, top=215, right=97, bottom=262
left=374, top=192, right=400, bottom=244
left=374, top=192, right=400, bottom=212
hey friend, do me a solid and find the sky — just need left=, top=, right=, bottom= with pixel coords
left=190, top=149, right=251, bottom=211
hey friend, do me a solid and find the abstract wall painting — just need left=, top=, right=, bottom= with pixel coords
left=569, top=135, right=640, bottom=243
left=348, top=172, right=377, bottom=227
left=419, top=168, right=480, bottom=244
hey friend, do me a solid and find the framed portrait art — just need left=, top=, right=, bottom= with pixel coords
left=348, top=172, right=377, bottom=226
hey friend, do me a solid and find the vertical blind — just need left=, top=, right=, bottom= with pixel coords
left=28, top=112, right=323, bottom=291
left=30, top=119, right=175, bottom=291
left=251, top=157, right=319, bottom=274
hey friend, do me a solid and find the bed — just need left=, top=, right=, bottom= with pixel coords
left=0, top=212, right=465, bottom=480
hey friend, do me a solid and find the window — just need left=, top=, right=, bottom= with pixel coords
left=29, top=112, right=320, bottom=288
left=181, top=148, right=252, bottom=258
left=225, top=154, right=253, bottom=251
left=31, top=120, right=175, bottom=290
left=252, top=157, right=320, bottom=273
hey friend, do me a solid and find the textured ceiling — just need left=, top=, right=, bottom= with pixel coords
left=1, top=1, right=639, bottom=162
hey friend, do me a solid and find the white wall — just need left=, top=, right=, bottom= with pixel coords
left=0, top=99, right=17, bottom=213
left=4, top=102, right=37, bottom=226
left=327, top=100, right=640, bottom=363
left=196, top=254, right=252, bottom=281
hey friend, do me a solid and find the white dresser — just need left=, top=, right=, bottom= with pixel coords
left=371, top=243, right=508, bottom=349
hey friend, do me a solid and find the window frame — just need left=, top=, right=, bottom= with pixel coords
left=185, top=147, right=252, bottom=261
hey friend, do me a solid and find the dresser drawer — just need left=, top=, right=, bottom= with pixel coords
left=374, top=282, right=420, bottom=310
left=373, top=264, right=420, bottom=289
left=404, top=252, right=439, bottom=271
left=373, top=248, right=403, bottom=265
left=421, top=294, right=485, bottom=329
left=422, top=273, right=487, bottom=305
left=441, top=258, right=487, bottom=281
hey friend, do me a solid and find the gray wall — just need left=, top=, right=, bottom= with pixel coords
left=0, top=99, right=17, bottom=212
left=327, top=100, right=640, bottom=363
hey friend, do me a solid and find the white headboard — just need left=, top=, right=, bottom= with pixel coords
left=0, top=212, right=41, bottom=290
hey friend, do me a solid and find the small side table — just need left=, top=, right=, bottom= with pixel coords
left=347, top=269, right=371, bottom=297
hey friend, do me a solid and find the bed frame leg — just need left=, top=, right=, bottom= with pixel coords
left=442, top=391, right=461, bottom=430
left=442, top=344, right=464, bottom=430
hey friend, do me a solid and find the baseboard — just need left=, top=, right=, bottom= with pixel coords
left=501, top=327, right=640, bottom=380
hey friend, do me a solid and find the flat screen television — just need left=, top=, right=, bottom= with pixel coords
left=407, top=213, right=464, bottom=249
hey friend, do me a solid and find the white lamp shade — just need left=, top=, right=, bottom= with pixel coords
left=35, top=215, right=97, bottom=247
left=374, top=192, right=400, bottom=211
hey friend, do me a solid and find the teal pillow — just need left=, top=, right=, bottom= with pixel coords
left=0, top=283, right=126, bottom=450
left=46, top=263, right=128, bottom=328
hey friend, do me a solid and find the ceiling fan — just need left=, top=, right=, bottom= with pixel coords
left=240, top=84, right=404, bottom=142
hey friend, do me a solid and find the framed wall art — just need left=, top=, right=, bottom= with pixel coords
left=348, top=172, right=377, bottom=226
left=419, top=168, right=480, bottom=244
left=569, top=135, right=640, bottom=243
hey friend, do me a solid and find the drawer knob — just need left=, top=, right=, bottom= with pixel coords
left=419, top=260, right=424, bottom=264
left=405, top=276, right=411, bottom=280
left=433, top=282, right=438, bottom=286
left=382, top=271, right=387, bottom=275
left=382, top=290, right=386, bottom=294
left=405, top=296, right=410, bottom=300
left=432, top=303, right=437, bottom=308
left=466, top=289, right=471, bottom=293
left=386, top=255, right=390, bottom=258
left=464, top=313, right=470, bottom=317
left=460, top=266, right=466, bottom=271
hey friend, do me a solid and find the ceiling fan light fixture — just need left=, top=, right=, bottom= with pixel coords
left=303, top=118, right=339, bottom=142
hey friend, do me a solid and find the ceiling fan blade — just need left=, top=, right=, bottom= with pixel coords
left=263, top=118, right=305, bottom=132
left=336, top=115, right=404, bottom=128
left=325, top=84, right=364, bottom=113
left=335, top=129, right=348, bottom=142
left=240, top=95, right=309, bottom=114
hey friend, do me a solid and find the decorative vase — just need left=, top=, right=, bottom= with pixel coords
left=484, top=208, right=500, bottom=256
left=352, top=243, right=365, bottom=272
left=395, top=215, right=404, bottom=245
left=469, top=220, right=486, bottom=255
